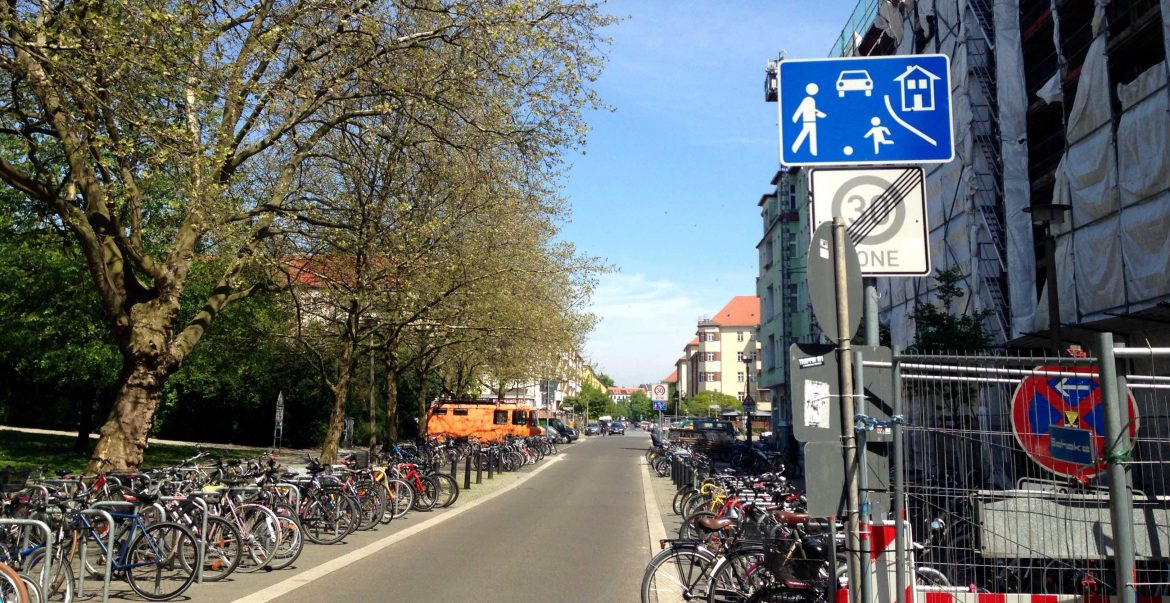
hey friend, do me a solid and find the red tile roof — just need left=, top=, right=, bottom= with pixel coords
left=711, top=296, right=760, bottom=327
left=663, top=370, right=678, bottom=383
left=688, top=337, right=699, bottom=346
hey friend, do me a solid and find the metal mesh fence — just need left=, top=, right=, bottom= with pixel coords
left=891, top=347, right=1170, bottom=596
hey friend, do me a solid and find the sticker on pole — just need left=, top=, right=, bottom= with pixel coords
left=1010, top=366, right=1138, bottom=478
left=810, top=167, right=929, bottom=276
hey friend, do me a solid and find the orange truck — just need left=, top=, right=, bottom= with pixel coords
left=426, top=400, right=543, bottom=442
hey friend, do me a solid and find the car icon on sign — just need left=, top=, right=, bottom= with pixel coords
left=836, top=70, right=873, bottom=97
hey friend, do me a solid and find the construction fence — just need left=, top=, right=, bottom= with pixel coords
left=866, top=333, right=1169, bottom=602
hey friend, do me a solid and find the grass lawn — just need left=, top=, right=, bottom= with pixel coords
left=0, top=430, right=265, bottom=474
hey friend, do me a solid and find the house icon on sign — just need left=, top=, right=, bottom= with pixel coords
left=893, top=65, right=941, bottom=112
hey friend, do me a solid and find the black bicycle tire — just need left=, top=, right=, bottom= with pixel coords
left=124, top=522, right=198, bottom=602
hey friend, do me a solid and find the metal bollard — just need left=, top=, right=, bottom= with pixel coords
left=488, top=450, right=494, bottom=479
left=464, top=454, right=472, bottom=490
left=451, top=454, right=458, bottom=477
left=476, top=452, right=483, bottom=484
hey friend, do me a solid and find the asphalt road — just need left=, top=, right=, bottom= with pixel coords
left=169, top=431, right=654, bottom=603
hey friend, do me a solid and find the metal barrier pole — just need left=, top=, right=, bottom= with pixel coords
left=854, top=350, right=871, bottom=603
left=276, top=482, right=302, bottom=511
left=891, top=346, right=907, bottom=603
left=451, top=454, right=458, bottom=478
left=161, top=495, right=206, bottom=584
left=476, top=452, right=483, bottom=484
left=487, top=450, right=494, bottom=480
left=0, top=518, right=52, bottom=598
left=464, top=454, right=472, bottom=490
left=77, top=507, right=118, bottom=603
left=1097, top=332, right=1137, bottom=603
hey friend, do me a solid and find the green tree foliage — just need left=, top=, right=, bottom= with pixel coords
left=597, top=372, right=616, bottom=388
left=0, top=1, right=614, bottom=469
left=627, top=391, right=653, bottom=422
left=683, top=391, right=742, bottom=417
left=908, top=267, right=992, bottom=352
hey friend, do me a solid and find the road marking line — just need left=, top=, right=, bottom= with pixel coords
left=640, top=456, right=668, bottom=555
left=232, top=455, right=564, bottom=603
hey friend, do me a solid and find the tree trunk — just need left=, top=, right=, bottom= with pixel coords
left=384, top=366, right=399, bottom=445
left=367, top=346, right=378, bottom=453
left=319, top=340, right=356, bottom=465
left=416, top=361, right=432, bottom=439
left=89, top=362, right=165, bottom=471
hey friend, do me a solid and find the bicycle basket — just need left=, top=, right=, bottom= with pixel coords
left=0, top=468, right=32, bottom=493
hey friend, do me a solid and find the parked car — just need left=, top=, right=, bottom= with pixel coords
left=585, top=423, right=601, bottom=436
left=559, top=426, right=579, bottom=443
left=609, top=422, right=626, bottom=436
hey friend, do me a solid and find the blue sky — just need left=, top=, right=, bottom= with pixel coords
left=561, top=2, right=856, bottom=386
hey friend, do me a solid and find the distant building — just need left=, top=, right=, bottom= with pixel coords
left=679, top=296, right=771, bottom=413
left=608, top=386, right=646, bottom=402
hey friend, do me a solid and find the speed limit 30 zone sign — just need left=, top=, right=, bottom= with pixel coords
left=810, top=167, right=930, bottom=276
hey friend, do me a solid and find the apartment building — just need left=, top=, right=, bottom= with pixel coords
left=764, top=0, right=1170, bottom=352
left=756, top=170, right=819, bottom=441
left=682, top=296, right=771, bottom=411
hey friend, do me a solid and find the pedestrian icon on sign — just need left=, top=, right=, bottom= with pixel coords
left=864, top=117, right=893, bottom=154
left=791, top=83, right=826, bottom=156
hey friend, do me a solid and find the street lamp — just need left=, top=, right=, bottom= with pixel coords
left=1024, top=203, right=1071, bottom=353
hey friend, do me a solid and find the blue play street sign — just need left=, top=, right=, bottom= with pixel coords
left=779, top=54, right=954, bottom=166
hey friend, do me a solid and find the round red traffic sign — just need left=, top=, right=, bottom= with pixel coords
left=1010, top=365, right=1138, bottom=478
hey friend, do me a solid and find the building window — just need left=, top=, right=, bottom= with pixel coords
left=493, top=410, right=508, bottom=424
left=454, top=409, right=469, bottom=416
left=703, top=352, right=716, bottom=362
left=737, top=331, right=744, bottom=342
left=738, top=392, right=745, bottom=401
left=703, top=333, right=716, bottom=342
left=432, top=409, right=448, bottom=415
left=512, top=410, right=527, bottom=425
left=737, top=372, right=744, bottom=383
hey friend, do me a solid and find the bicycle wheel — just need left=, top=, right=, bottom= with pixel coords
left=411, top=477, right=438, bottom=512
left=124, top=522, right=198, bottom=601
left=189, top=515, right=242, bottom=582
left=381, top=479, right=414, bottom=522
left=0, top=560, right=29, bottom=603
left=353, top=483, right=384, bottom=531
left=641, top=544, right=716, bottom=603
left=706, top=547, right=771, bottom=603
left=301, top=489, right=358, bottom=545
left=653, top=457, right=670, bottom=477
left=673, top=486, right=697, bottom=516
left=25, top=547, right=74, bottom=602
left=430, top=473, right=460, bottom=508
left=265, top=503, right=304, bottom=571
left=235, top=505, right=281, bottom=572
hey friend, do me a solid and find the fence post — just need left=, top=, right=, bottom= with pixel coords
left=476, top=451, right=483, bottom=484
left=891, top=346, right=907, bottom=603
left=1097, top=332, right=1137, bottom=603
left=487, top=450, right=494, bottom=479
left=451, top=454, right=458, bottom=477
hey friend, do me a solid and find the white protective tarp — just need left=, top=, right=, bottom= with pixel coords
left=996, top=0, right=1037, bottom=338
left=1065, top=35, right=1112, bottom=144
left=1047, top=24, right=1123, bottom=321
left=1121, top=192, right=1170, bottom=302
left=1116, top=62, right=1170, bottom=208
left=1072, top=216, right=1125, bottom=316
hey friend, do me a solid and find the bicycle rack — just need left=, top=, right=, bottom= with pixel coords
left=275, top=482, right=302, bottom=511
left=75, top=507, right=116, bottom=603
left=161, top=495, right=208, bottom=584
left=0, top=517, right=53, bottom=599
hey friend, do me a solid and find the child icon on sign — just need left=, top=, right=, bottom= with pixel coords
left=864, top=117, right=893, bottom=155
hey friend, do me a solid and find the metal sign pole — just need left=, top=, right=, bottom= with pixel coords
left=834, top=218, right=862, bottom=603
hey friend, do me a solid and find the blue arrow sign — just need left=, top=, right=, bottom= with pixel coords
left=779, top=54, right=954, bottom=166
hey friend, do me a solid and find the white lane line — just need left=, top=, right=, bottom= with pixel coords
left=232, top=455, right=564, bottom=603
left=640, top=456, right=667, bottom=554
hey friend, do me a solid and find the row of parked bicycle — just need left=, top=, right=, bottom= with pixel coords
left=642, top=439, right=846, bottom=603
left=0, top=433, right=561, bottom=602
